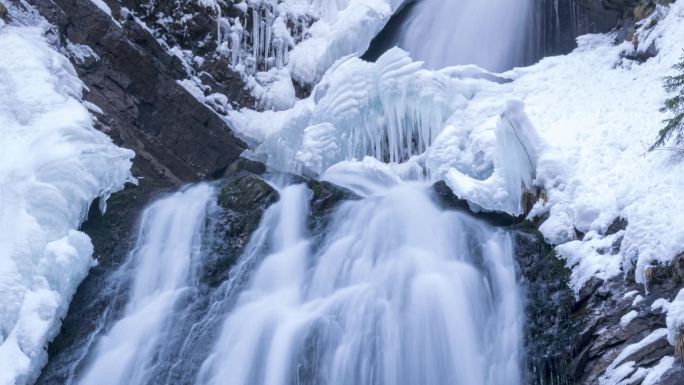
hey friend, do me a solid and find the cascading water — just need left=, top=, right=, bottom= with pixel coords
left=75, top=184, right=215, bottom=385
left=391, top=0, right=534, bottom=72
left=50, top=1, right=533, bottom=384
left=63, top=176, right=524, bottom=385
left=196, top=181, right=522, bottom=385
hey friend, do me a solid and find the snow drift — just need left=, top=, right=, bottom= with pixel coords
left=0, top=18, right=134, bottom=385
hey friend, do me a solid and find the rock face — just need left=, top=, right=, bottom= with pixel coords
left=515, top=225, right=684, bottom=385
left=201, top=173, right=280, bottom=288
left=534, top=0, right=619, bottom=58
left=29, top=0, right=249, bottom=183
left=515, top=229, right=578, bottom=385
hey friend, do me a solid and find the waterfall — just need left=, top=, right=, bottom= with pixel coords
left=64, top=178, right=524, bottom=385
left=393, top=0, right=534, bottom=72
left=75, top=184, right=215, bottom=385
left=197, top=182, right=523, bottom=385
left=54, top=2, right=530, bottom=384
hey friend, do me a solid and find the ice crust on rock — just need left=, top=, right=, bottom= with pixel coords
left=192, top=0, right=392, bottom=110
left=666, top=289, right=684, bottom=346
left=0, top=21, right=134, bottom=385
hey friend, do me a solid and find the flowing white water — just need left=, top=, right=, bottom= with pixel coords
left=395, top=0, right=534, bottom=71
left=76, top=184, right=215, bottom=385
left=196, top=181, right=523, bottom=385
left=61, top=1, right=533, bottom=383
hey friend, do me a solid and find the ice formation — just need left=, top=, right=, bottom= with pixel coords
left=234, top=47, right=543, bottom=215
left=0, top=19, right=133, bottom=385
left=191, top=0, right=392, bottom=110
left=231, top=0, right=684, bottom=300
left=444, top=100, right=544, bottom=215
left=239, top=47, right=455, bottom=172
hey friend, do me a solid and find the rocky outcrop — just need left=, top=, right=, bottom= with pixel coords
left=201, top=173, right=280, bottom=288
left=515, top=229, right=578, bottom=385
left=29, top=0, right=249, bottom=183
left=515, top=224, right=684, bottom=385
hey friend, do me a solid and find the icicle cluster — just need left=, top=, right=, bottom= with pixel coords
left=310, top=48, right=451, bottom=165
left=211, top=0, right=310, bottom=74
left=246, top=48, right=456, bottom=175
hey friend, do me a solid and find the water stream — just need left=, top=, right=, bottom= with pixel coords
left=196, top=182, right=522, bottom=385
left=71, top=179, right=523, bottom=385
left=62, top=1, right=531, bottom=384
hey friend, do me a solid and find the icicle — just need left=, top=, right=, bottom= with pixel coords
left=251, top=6, right=260, bottom=63
left=216, top=4, right=222, bottom=49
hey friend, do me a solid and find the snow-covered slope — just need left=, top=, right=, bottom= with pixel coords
left=0, top=12, right=134, bottom=385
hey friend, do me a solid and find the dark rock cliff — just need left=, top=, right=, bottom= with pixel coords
left=515, top=224, right=684, bottom=385
left=29, top=0, right=249, bottom=183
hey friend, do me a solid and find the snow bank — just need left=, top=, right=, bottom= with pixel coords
left=509, top=3, right=684, bottom=289
left=0, top=21, right=134, bottom=385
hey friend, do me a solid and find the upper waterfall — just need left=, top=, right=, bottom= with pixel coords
left=392, top=0, right=534, bottom=72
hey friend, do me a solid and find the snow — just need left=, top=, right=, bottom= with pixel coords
left=505, top=3, right=684, bottom=290
left=599, top=328, right=669, bottom=385
left=0, top=19, right=134, bottom=385
left=87, top=0, right=121, bottom=27
left=249, top=68, right=296, bottom=111
left=642, top=356, right=676, bottom=385
left=65, top=41, right=100, bottom=65
left=287, top=0, right=392, bottom=86
left=666, top=289, right=684, bottom=345
left=651, top=298, right=671, bottom=314
left=89, top=0, right=112, bottom=16
left=619, top=310, right=638, bottom=327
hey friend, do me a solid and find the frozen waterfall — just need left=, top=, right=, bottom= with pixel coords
left=53, top=1, right=534, bottom=384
